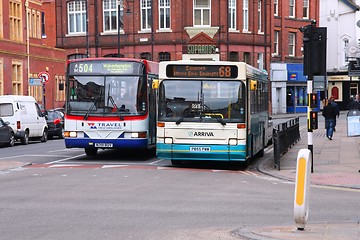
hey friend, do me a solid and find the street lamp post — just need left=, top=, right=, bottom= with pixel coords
left=117, top=0, right=121, bottom=57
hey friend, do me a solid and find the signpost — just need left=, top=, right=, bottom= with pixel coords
left=28, top=78, right=42, bottom=86
left=38, top=71, right=50, bottom=109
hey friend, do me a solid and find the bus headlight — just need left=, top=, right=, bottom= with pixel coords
left=64, top=131, right=77, bottom=138
left=164, top=137, right=173, bottom=144
left=131, top=132, right=147, bottom=138
left=228, top=139, right=238, bottom=145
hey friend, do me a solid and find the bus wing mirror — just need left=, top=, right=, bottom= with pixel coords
left=152, top=79, right=159, bottom=89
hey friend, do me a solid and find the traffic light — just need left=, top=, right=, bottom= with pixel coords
left=300, top=21, right=327, bottom=78
left=309, top=93, right=318, bottom=108
left=309, top=111, right=318, bottom=130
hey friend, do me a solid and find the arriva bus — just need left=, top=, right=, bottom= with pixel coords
left=156, top=61, right=270, bottom=166
left=64, top=58, right=159, bottom=156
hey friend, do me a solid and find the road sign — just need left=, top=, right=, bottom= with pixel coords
left=28, top=78, right=43, bottom=86
left=38, top=71, right=50, bottom=84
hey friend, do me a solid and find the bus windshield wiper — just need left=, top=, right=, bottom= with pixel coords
left=203, top=104, right=226, bottom=126
left=108, top=95, right=124, bottom=120
left=84, top=97, right=100, bottom=120
left=176, top=108, right=193, bottom=125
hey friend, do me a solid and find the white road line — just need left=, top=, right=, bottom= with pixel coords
left=45, top=153, right=86, bottom=164
left=149, top=159, right=164, bottom=165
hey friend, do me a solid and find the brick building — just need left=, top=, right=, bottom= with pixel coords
left=55, top=0, right=272, bottom=72
left=269, top=0, right=320, bottom=114
left=0, top=0, right=66, bottom=109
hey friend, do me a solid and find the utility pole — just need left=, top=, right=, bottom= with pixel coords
left=300, top=20, right=327, bottom=173
left=117, top=0, right=121, bottom=58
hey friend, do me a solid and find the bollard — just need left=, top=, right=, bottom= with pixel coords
left=294, top=148, right=311, bottom=230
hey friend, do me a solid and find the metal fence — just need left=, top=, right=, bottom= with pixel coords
left=273, top=117, right=300, bottom=170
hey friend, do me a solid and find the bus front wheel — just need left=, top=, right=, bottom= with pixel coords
left=85, top=148, right=98, bottom=156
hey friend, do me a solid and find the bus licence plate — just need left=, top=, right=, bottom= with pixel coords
left=189, top=147, right=211, bottom=152
left=95, top=143, right=113, bottom=148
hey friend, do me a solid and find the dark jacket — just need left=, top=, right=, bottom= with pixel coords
left=322, top=104, right=338, bottom=120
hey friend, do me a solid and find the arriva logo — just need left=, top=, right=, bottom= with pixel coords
left=188, top=131, right=215, bottom=137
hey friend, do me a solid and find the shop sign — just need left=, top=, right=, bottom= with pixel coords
left=187, top=45, right=216, bottom=54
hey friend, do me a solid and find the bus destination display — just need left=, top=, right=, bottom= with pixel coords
left=166, top=64, right=238, bottom=79
left=68, top=61, right=143, bottom=75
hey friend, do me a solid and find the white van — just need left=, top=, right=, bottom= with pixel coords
left=0, top=95, right=48, bottom=144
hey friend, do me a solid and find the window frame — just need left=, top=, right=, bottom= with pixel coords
left=229, top=0, right=236, bottom=30
left=193, top=0, right=211, bottom=26
left=67, top=0, right=87, bottom=34
left=141, top=0, right=152, bottom=31
left=243, top=0, right=249, bottom=31
left=288, top=32, right=296, bottom=57
left=159, top=0, right=170, bottom=30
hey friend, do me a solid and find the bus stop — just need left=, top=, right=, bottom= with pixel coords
left=347, top=109, right=360, bottom=137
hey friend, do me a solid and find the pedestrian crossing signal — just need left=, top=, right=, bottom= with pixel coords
left=309, top=93, right=318, bottom=108
left=309, top=111, right=318, bottom=130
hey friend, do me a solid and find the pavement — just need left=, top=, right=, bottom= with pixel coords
left=1, top=111, right=359, bottom=239
left=237, top=110, right=360, bottom=240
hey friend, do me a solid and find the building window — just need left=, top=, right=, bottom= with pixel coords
left=244, top=52, right=251, bottom=64
left=68, top=54, right=87, bottom=60
left=274, top=0, right=278, bottom=16
left=159, top=0, right=170, bottom=29
left=41, top=12, right=46, bottom=38
left=274, top=31, right=279, bottom=55
left=141, top=0, right=152, bottom=31
left=303, top=0, right=309, bottom=19
left=159, top=52, right=171, bottom=61
left=194, top=0, right=210, bottom=26
left=67, top=0, right=87, bottom=34
left=140, top=52, right=152, bottom=60
left=229, top=0, right=236, bottom=30
left=258, top=53, right=264, bottom=70
left=103, top=0, right=123, bottom=32
left=28, top=9, right=41, bottom=39
left=55, top=75, right=66, bottom=102
left=288, top=32, right=295, bottom=57
left=258, top=0, right=262, bottom=33
left=104, top=53, right=124, bottom=58
left=289, top=0, right=295, bottom=18
left=229, top=52, right=239, bottom=62
left=10, top=1, right=22, bottom=41
left=243, top=0, right=249, bottom=31
left=12, top=61, right=23, bottom=95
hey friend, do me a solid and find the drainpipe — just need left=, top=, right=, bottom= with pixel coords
left=25, top=0, right=30, bottom=84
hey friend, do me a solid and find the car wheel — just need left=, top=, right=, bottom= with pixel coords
left=85, top=148, right=98, bottom=156
left=21, top=131, right=29, bottom=145
left=8, top=132, right=15, bottom=147
left=41, top=129, right=48, bottom=142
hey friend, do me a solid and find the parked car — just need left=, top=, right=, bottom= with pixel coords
left=46, top=109, right=64, bottom=139
left=0, top=118, right=15, bottom=147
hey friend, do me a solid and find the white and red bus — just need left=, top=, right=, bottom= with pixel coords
left=64, top=58, right=159, bottom=156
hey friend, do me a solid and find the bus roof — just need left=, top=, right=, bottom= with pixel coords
left=159, top=60, right=267, bottom=80
left=66, top=57, right=159, bottom=74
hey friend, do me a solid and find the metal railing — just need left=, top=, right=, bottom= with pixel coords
left=273, top=117, right=300, bottom=170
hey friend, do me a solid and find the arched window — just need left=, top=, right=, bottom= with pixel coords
left=140, top=52, right=152, bottom=60
left=68, top=54, right=87, bottom=60
left=159, top=52, right=170, bottom=62
left=244, top=52, right=251, bottom=64
left=229, top=52, right=239, bottom=62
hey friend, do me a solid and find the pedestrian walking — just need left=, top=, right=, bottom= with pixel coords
left=329, top=96, right=340, bottom=132
left=322, top=98, right=338, bottom=140
left=349, top=94, right=360, bottom=110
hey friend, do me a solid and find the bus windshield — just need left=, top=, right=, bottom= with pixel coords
left=66, top=75, right=147, bottom=117
left=158, top=80, right=245, bottom=123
